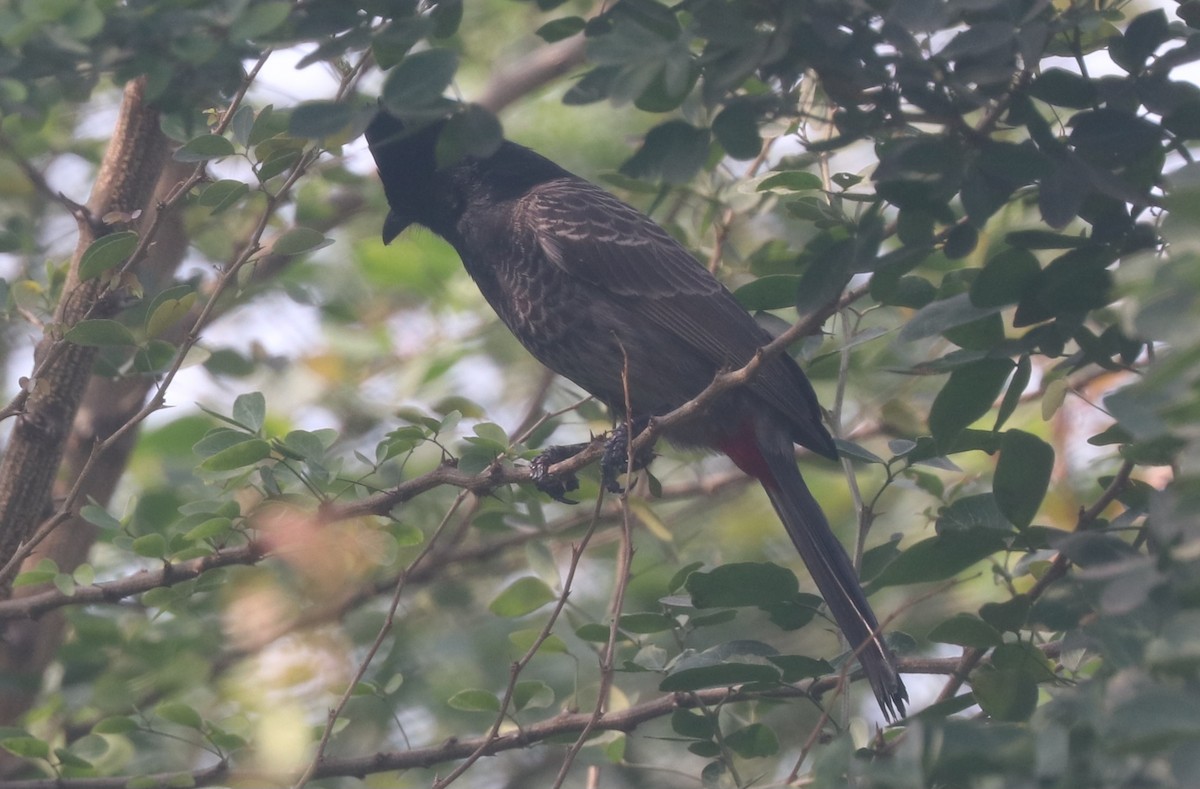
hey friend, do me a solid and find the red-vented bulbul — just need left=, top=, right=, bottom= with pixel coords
left=366, top=110, right=907, bottom=720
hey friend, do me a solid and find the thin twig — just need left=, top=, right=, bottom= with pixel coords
left=550, top=340, right=638, bottom=788
left=293, top=492, right=475, bottom=789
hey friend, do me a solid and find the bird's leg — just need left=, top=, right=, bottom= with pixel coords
left=528, top=442, right=589, bottom=504
left=601, top=417, right=655, bottom=494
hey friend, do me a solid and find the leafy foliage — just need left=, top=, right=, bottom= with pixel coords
left=0, top=0, right=1197, bottom=788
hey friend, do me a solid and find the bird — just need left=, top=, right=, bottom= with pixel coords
left=365, top=108, right=908, bottom=720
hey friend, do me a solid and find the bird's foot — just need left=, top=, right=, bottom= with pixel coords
left=528, top=442, right=588, bottom=504
left=600, top=418, right=655, bottom=494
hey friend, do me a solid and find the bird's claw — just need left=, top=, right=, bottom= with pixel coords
left=600, top=419, right=655, bottom=495
left=528, top=443, right=586, bottom=504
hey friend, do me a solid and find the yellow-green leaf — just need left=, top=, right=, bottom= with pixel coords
left=145, top=292, right=197, bottom=338
left=488, top=576, right=556, bottom=617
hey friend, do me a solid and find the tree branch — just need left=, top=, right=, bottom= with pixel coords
left=0, top=650, right=1054, bottom=789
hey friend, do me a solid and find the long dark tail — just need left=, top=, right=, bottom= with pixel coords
left=723, top=426, right=908, bottom=720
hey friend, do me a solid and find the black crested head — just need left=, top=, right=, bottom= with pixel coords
left=365, top=110, right=450, bottom=243
left=366, top=108, right=574, bottom=245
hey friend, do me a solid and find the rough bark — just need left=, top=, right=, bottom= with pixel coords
left=0, top=79, right=174, bottom=753
left=0, top=78, right=168, bottom=582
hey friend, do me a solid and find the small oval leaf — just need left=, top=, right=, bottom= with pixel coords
left=198, top=438, right=271, bottom=472
left=156, top=702, right=204, bottom=730
left=64, top=319, right=137, bottom=347
left=380, top=48, right=459, bottom=113
left=993, top=430, right=1054, bottom=529
left=174, top=134, right=236, bottom=163
left=446, top=689, right=500, bottom=712
left=488, top=576, right=556, bottom=617
left=145, top=293, right=197, bottom=339
left=79, top=231, right=138, bottom=280
left=272, top=227, right=332, bottom=256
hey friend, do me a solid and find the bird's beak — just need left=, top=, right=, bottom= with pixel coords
left=382, top=210, right=409, bottom=245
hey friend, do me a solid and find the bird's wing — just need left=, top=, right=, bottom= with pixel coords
left=520, top=178, right=837, bottom=459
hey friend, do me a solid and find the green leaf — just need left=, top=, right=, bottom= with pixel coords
left=943, top=223, right=979, bottom=260
left=489, top=576, right=556, bottom=617
left=446, top=689, right=500, bottom=712
left=156, top=702, right=203, bottom=730
left=971, top=666, right=1039, bottom=722
left=660, top=662, right=779, bottom=692
left=53, top=573, right=75, bottom=597
left=280, top=429, right=326, bottom=460
left=184, top=517, right=233, bottom=542
left=234, top=0, right=291, bottom=39
left=757, top=171, right=822, bottom=192
left=575, top=622, right=617, bottom=642
left=80, top=504, right=121, bottom=530
left=288, top=101, right=355, bottom=139
left=174, top=134, right=236, bottom=162
left=1004, top=229, right=1090, bottom=249
left=993, top=354, right=1031, bottom=432
left=761, top=593, right=823, bottom=631
left=198, top=438, right=271, bottom=472
left=685, top=563, right=799, bottom=608
left=667, top=561, right=704, bottom=593
left=194, top=427, right=256, bottom=457
left=536, top=16, right=585, bottom=42
left=73, top=563, right=94, bottom=587
left=145, top=292, right=197, bottom=339
left=512, top=680, right=554, bottom=711
left=993, top=430, right=1054, bottom=529
left=371, top=17, right=432, bottom=69
left=869, top=531, right=1007, bottom=590
left=131, top=340, right=179, bottom=377
left=659, top=661, right=780, bottom=692
left=928, top=613, right=1003, bottom=648
left=508, top=628, right=568, bottom=655
left=232, top=392, right=266, bottom=433
left=1013, top=247, right=1115, bottom=327
left=970, top=248, right=1040, bottom=309
left=64, top=319, right=137, bottom=347
left=380, top=49, right=459, bottom=113
left=768, top=654, right=835, bottom=682
left=92, top=716, right=139, bottom=735
left=732, top=275, right=800, bottom=311
left=435, top=104, right=503, bottom=168
left=131, top=533, right=167, bottom=558
left=618, top=612, right=674, bottom=634
left=980, top=595, right=1031, bottom=633
left=899, top=293, right=1004, bottom=343
left=712, top=103, right=761, bottom=160
left=1, top=736, right=50, bottom=760
left=834, top=439, right=885, bottom=465
left=429, top=0, right=463, bottom=37
left=725, top=723, right=779, bottom=758
left=928, top=358, right=1015, bottom=448
left=1111, top=9, right=1169, bottom=73
left=1029, top=68, right=1097, bottom=109
left=620, top=120, right=710, bottom=184
left=936, top=494, right=1013, bottom=533
left=79, top=231, right=138, bottom=280
left=13, top=567, right=56, bottom=587
left=700, top=760, right=727, bottom=785
left=272, top=227, right=332, bottom=256
left=672, top=709, right=716, bottom=740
